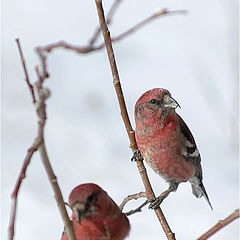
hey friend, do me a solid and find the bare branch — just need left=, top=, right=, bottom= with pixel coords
left=107, top=9, right=187, bottom=44
left=88, top=0, right=123, bottom=46
left=197, top=209, right=240, bottom=240
left=119, top=192, right=149, bottom=216
left=94, top=1, right=175, bottom=239
left=35, top=47, right=49, bottom=83
left=125, top=200, right=148, bottom=216
left=119, top=191, right=146, bottom=211
left=8, top=139, right=41, bottom=240
left=34, top=7, right=186, bottom=85
left=15, top=38, right=36, bottom=104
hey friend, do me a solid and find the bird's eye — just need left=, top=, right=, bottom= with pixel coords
left=150, top=99, right=157, bottom=104
left=87, top=193, right=95, bottom=203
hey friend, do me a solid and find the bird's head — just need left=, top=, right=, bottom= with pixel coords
left=135, top=88, right=180, bottom=131
left=69, top=183, right=110, bottom=223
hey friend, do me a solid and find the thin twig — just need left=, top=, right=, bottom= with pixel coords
left=34, top=7, right=186, bottom=84
left=8, top=199, right=17, bottom=240
left=119, top=191, right=146, bottom=211
left=119, top=191, right=149, bottom=216
left=88, top=0, right=123, bottom=46
left=197, top=209, right=240, bottom=240
left=125, top=200, right=149, bottom=216
left=106, top=9, right=187, bottom=44
left=95, top=1, right=176, bottom=239
left=8, top=139, right=42, bottom=240
left=15, top=39, right=36, bottom=104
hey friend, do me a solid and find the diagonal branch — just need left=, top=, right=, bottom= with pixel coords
left=8, top=137, right=42, bottom=240
left=35, top=7, right=186, bottom=84
left=101, top=8, right=187, bottom=45
left=197, top=209, right=240, bottom=240
left=95, top=1, right=176, bottom=239
left=15, top=39, right=36, bottom=104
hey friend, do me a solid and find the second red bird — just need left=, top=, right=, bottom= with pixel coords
left=61, top=183, right=130, bottom=240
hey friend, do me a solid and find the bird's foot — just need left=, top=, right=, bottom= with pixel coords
left=131, top=149, right=144, bottom=162
left=148, top=196, right=164, bottom=209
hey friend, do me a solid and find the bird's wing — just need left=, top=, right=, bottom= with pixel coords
left=177, top=114, right=213, bottom=209
left=177, top=114, right=202, bottom=179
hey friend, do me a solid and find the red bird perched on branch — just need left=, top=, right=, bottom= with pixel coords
left=134, top=88, right=212, bottom=210
left=61, top=183, right=130, bottom=240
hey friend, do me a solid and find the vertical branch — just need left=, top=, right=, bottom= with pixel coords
left=94, top=1, right=175, bottom=239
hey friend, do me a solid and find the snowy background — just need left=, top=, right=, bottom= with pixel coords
left=2, top=0, right=239, bottom=239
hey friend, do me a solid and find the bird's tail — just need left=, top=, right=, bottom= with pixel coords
left=191, top=180, right=213, bottom=211
left=200, top=183, right=213, bottom=211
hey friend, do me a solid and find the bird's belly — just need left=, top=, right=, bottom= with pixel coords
left=139, top=141, right=195, bottom=183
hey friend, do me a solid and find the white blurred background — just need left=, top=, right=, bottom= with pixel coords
left=2, top=0, right=239, bottom=239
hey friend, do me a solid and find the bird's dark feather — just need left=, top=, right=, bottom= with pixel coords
left=177, top=114, right=202, bottom=178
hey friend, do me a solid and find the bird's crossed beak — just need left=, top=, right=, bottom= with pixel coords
left=163, top=95, right=181, bottom=109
